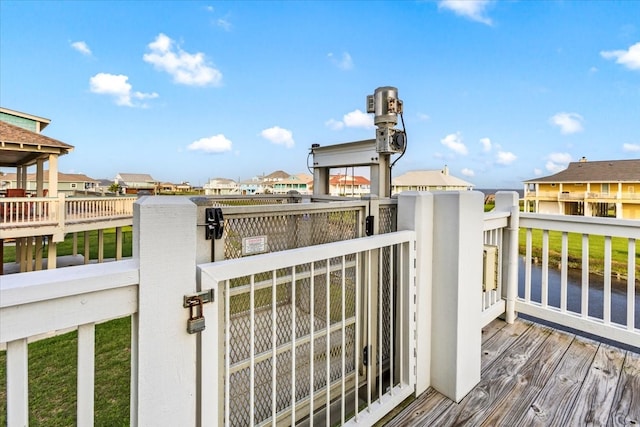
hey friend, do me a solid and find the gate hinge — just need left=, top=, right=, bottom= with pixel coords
left=183, top=289, right=215, bottom=307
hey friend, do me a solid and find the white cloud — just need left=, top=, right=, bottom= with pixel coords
left=187, top=134, right=232, bottom=153
left=417, top=112, right=430, bottom=121
left=533, top=168, right=543, bottom=176
left=623, top=142, right=640, bottom=152
left=217, top=18, right=232, bottom=31
left=89, top=73, right=158, bottom=107
left=325, top=119, right=344, bottom=131
left=440, top=132, right=468, bottom=155
left=496, top=151, right=517, bottom=165
left=328, top=52, right=354, bottom=70
left=461, top=168, right=475, bottom=177
left=143, top=33, right=222, bottom=86
left=260, top=126, right=295, bottom=148
left=479, top=137, right=492, bottom=152
left=326, top=109, right=374, bottom=130
left=545, top=152, right=572, bottom=173
left=549, top=112, right=584, bottom=134
left=343, top=109, right=373, bottom=128
left=600, top=42, right=640, bottom=71
left=71, top=41, right=92, bottom=56
left=438, top=0, right=493, bottom=25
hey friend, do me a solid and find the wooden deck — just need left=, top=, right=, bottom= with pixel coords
left=382, top=318, right=640, bottom=426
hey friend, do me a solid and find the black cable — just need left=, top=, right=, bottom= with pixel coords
left=307, top=151, right=313, bottom=174
left=389, top=112, right=408, bottom=193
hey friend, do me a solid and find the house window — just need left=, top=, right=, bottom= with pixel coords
left=70, top=183, right=77, bottom=189
left=601, top=183, right=609, bottom=195
left=550, top=183, right=556, bottom=187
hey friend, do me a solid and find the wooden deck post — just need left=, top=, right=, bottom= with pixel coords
left=133, top=196, right=198, bottom=426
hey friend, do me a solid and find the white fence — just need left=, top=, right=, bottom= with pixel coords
left=0, top=260, right=139, bottom=426
left=0, top=195, right=135, bottom=228
left=517, top=213, right=640, bottom=347
left=199, top=231, right=416, bottom=426
left=3, top=191, right=637, bottom=425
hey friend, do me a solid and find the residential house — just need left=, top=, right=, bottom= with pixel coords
left=523, top=157, right=640, bottom=219
left=0, top=107, right=73, bottom=197
left=329, top=174, right=370, bottom=197
left=115, top=173, right=157, bottom=195
left=2, top=171, right=99, bottom=196
left=391, top=167, right=474, bottom=195
left=203, top=178, right=238, bottom=195
left=272, top=173, right=313, bottom=195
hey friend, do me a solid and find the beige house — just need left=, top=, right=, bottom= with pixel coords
left=272, top=173, right=313, bottom=195
left=203, top=178, right=239, bottom=195
left=2, top=171, right=98, bottom=196
left=115, top=173, right=157, bottom=195
left=392, top=167, right=474, bottom=195
left=523, top=158, right=640, bottom=219
left=1, top=107, right=74, bottom=197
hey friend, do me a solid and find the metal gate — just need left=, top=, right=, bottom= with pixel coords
left=198, top=230, right=416, bottom=426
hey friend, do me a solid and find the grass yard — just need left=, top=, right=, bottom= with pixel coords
left=0, top=317, right=131, bottom=426
left=2, top=227, right=133, bottom=264
left=519, top=228, right=640, bottom=279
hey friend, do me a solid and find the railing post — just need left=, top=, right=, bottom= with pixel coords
left=397, top=191, right=433, bottom=396
left=495, top=191, right=520, bottom=323
left=133, top=196, right=198, bottom=426
left=430, top=191, right=483, bottom=402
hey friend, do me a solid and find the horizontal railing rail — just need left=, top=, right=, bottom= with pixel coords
left=0, top=260, right=140, bottom=426
left=518, top=213, right=640, bottom=347
left=199, top=230, right=416, bottom=426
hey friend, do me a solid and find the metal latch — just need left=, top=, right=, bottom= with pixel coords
left=184, top=290, right=214, bottom=334
left=183, top=289, right=214, bottom=307
left=205, top=207, right=224, bottom=240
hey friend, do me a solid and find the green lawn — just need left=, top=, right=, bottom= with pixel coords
left=3, top=227, right=133, bottom=264
left=518, top=228, right=639, bottom=279
left=0, top=317, right=131, bottom=426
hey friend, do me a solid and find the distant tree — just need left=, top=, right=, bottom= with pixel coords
left=108, top=183, right=122, bottom=194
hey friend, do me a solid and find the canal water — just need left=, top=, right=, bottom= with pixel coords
left=517, top=258, right=640, bottom=330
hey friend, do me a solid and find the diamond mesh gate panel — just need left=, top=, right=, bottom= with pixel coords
left=225, top=257, right=359, bottom=426
left=224, top=210, right=361, bottom=259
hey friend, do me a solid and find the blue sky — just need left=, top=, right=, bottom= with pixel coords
left=1, top=0, right=638, bottom=188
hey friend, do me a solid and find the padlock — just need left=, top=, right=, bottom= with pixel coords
left=187, top=296, right=206, bottom=334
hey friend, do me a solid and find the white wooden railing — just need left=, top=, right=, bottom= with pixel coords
left=199, top=231, right=416, bottom=426
left=517, top=213, right=640, bottom=347
left=0, top=260, right=139, bottom=426
left=0, top=195, right=135, bottom=226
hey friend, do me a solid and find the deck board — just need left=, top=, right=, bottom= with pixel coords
left=519, top=335, right=599, bottom=426
left=382, top=318, right=640, bottom=427
left=608, top=351, right=640, bottom=427
left=566, top=344, right=626, bottom=426
left=479, top=328, right=574, bottom=427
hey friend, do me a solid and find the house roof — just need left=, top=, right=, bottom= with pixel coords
left=392, top=170, right=474, bottom=187
left=0, top=107, right=51, bottom=131
left=329, top=175, right=370, bottom=186
left=117, top=173, right=157, bottom=183
left=0, top=121, right=74, bottom=167
left=3, top=171, right=98, bottom=183
left=524, top=159, right=640, bottom=183
left=263, top=170, right=290, bottom=181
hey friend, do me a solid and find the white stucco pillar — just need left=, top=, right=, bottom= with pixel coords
left=430, top=191, right=483, bottom=402
left=134, top=196, right=198, bottom=426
